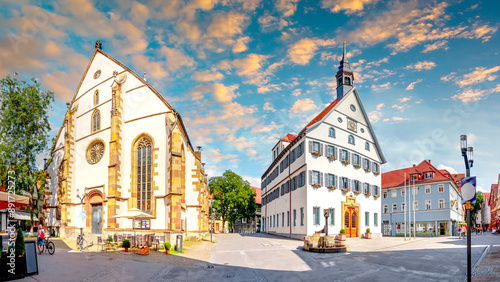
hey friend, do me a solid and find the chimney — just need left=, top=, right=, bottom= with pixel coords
left=95, top=40, right=102, bottom=50
left=413, top=164, right=416, bottom=167
left=428, top=159, right=431, bottom=164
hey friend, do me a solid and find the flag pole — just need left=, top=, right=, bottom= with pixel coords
left=404, top=172, right=407, bottom=241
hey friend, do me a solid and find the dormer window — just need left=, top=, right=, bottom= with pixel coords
left=348, top=135, right=355, bottom=144
left=410, top=174, right=418, bottom=181
left=424, top=172, right=433, bottom=179
left=329, top=127, right=335, bottom=137
left=344, top=77, right=351, bottom=85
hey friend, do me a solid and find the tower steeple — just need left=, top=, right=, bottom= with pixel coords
left=336, top=42, right=354, bottom=100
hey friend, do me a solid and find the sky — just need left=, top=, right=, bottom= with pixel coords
left=0, top=0, right=499, bottom=193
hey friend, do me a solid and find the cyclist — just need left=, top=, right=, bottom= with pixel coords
left=37, top=223, right=45, bottom=254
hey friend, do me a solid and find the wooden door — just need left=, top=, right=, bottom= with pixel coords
left=92, top=204, right=102, bottom=234
left=344, top=207, right=357, bottom=238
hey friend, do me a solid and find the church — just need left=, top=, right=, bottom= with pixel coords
left=45, top=41, right=209, bottom=240
left=261, top=43, right=386, bottom=239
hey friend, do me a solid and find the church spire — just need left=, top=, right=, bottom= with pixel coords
left=336, top=42, right=354, bottom=100
left=338, top=42, right=353, bottom=73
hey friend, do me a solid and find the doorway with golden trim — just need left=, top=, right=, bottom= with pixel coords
left=341, top=195, right=360, bottom=238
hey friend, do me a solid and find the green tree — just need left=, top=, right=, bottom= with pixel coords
left=0, top=74, right=54, bottom=230
left=470, top=191, right=484, bottom=226
left=209, top=170, right=257, bottom=231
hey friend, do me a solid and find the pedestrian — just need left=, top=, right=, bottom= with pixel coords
left=463, top=226, right=467, bottom=239
left=37, top=223, right=45, bottom=254
left=458, top=226, right=462, bottom=239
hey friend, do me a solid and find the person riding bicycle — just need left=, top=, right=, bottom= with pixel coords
left=37, top=223, right=45, bottom=254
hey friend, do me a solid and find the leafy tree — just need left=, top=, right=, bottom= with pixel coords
left=0, top=74, right=54, bottom=230
left=15, top=226, right=26, bottom=257
left=470, top=191, right=484, bottom=226
left=209, top=170, right=257, bottom=231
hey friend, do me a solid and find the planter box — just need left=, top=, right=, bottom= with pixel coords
left=365, top=233, right=372, bottom=239
left=337, top=233, right=346, bottom=241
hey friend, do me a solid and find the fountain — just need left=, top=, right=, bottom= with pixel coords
left=303, top=209, right=348, bottom=253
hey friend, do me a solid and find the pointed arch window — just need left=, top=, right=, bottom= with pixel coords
left=92, top=110, right=100, bottom=132
left=329, top=127, right=335, bottom=137
left=94, top=90, right=99, bottom=105
left=348, top=135, right=355, bottom=145
left=136, top=137, right=152, bottom=212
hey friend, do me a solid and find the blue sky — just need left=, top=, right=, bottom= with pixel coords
left=1, top=0, right=499, bottom=193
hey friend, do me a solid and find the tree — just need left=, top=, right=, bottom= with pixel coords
left=209, top=170, right=257, bottom=232
left=470, top=191, right=484, bottom=227
left=0, top=74, right=54, bottom=230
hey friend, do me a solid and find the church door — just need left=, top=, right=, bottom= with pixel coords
left=344, top=207, right=357, bottom=238
left=92, top=204, right=102, bottom=234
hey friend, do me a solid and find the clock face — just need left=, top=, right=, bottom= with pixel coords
left=348, top=120, right=357, bottom=131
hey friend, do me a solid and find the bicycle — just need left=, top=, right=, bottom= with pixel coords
left=76, top=234, right=88, bottom=252
left=41, top=235, right=55, bottom=255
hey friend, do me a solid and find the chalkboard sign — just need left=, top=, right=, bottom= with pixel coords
left=24, top=241, right=38, bottom=276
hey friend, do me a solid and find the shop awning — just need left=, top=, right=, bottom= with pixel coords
left=0, top=191, right=30, bottom=209
left=11, top=211, right=38, bottom=221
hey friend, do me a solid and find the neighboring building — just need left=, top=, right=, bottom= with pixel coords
left=261, top=43, right=386, bottom=239
left=490, top=184, right=498, bottom=230
left=233, top=186, right=262, bottom=233
left=381, top=160, right=464, bottom=237
left=45, top=41, right=209, bottom=241
left=481, top=192, right=491, bottom=230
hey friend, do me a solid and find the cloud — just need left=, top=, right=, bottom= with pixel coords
left=292, top=89, right=302, bottom=96
left=450, top=85, right=500, bottom=103
left=207, top=11, right=248, bottom=39
left=405, top=61, right=436, bottom=71
left=422, top=40, right=449, bottom=53
left=257, top=84, right=282, bottom=93
left=258, top=14, right=289, bottom=32
left=398, top=96, right=412, bottom=103
left=288, top=38, right=337, bottom=65
left=441, top=66, right=500, bottom=88
left=206, top=149, right=238, bottom=162
left=275, top=0, right=300, bottom=17
left=289, top=98, right=317, bottom=113
left=371, top=82, right=391, bottom=91
left=41, top=71, right=81, bottom=101
left=191, top=70, right=224, bottom=81
left=321, top=0, right=379, bottom=14
left=213, top=83, right=239, bottom=103
left=368, top=110, right=382, bottom=123
left=132, top=54, right=169, bottom=80
left=161, top=46, right=196, bottom=72
left=375, top=103, right=384, bottom=110
left=405, top=79, right=422, bottom=90
left=383, top=116, right=408, bottom=122
left=226, top=135, right=254, bottom=150
left=437, top=164, right=458, bottom=174
left=458, top=23, right=499, bottom=42
left=251, top=121, right=284, bottom=133
left=233, top=36, right=251, bottom=53
left=263, top=102, right=276, bottom=112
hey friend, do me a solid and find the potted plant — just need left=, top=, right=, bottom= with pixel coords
left=353, top=164, right=361, bottom=169
left=342, top=188, right=349, bottom=193
left=338, top=229, right=346, bottom=241
left=312, top=151, right=321, bottom=157
left=328, top=155, right=336, bottom=161
left=364, top=168, right=370, bottom=172
left=354, top=190, right=360, bottom=195
left=342, top=160, right=350, bottom=165
left=365, top=228, right=372, bottom=239
left=327, top=185, right=336, bottom=190
left=373, top=194, right=380, bottom=198
left=106, top=236, right=113, bottom=247
left=373, top=171, right=380, bottom=175
left=365, top=192, right=371, bottom=196
left=312, top=183, right=321, bottom=188
left=122, top=239, right=131, bottom=252
left=164, top=242, right=171, bottom=254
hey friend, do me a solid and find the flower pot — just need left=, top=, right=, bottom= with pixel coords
left=124, top=247, right=128, bottom=252
left=338, top=233, right=346, bottom=241
left=365, top=233, right=372, bottom=239
left=165, top=249, right=170, bottom=254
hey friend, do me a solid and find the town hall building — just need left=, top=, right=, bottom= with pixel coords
left=45, top=41, right=210, bottom=240
left=261, top=43, right=386, bottom=239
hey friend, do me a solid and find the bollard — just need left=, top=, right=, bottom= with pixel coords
left=176, top=235, right=183, bottom=252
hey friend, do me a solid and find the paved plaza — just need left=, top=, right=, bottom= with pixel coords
left=21, top=233, right=500, bottom=281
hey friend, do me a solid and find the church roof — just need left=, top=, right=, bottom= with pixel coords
left=382, top=160, right=460, bottom=189
left=298, top=99, right=340, bottom=136
left=281, top=134, right=297, bottom=142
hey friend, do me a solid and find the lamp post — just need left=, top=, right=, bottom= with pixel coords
left=209, top=198, right=213, bottom=243
left=76, top=187, right=88, bottom=243
left=460, top=135, right=473, bottom=282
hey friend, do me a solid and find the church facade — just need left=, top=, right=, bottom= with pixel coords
left=261, top=43, right=386, bottom=239
left=45, top=42, right=209, bottom=239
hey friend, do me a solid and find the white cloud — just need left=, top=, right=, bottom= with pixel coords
left=263, top=102, right=276, bottom=112
left=437, top=164, right=458, bottom=174
left=287, top=38, right=336, bottom=65
left=405, top=61, right=436, bottom=71
left=191, top=70, right=224, bottom=81
left=275, top=0, right=300, bottom=17
left=289, top=98, right=317, bottom=113
left=371, top=82, right=391, bottom=91
left=406, top=79, right=422, bottom=90
left=321, top=0, right=379, bottom=14
left=441, top=66, right=500, bottom=88
left=422, top=40, right=449, bottom=53
left=368, top=110, right=382, bottom=123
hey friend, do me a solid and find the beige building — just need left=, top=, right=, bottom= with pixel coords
left=45, top=41, right=209, bottom=241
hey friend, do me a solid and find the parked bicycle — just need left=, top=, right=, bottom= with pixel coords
left=76, top=233, right=88, bottom=252
left=42, top=235, right=55, bottom=255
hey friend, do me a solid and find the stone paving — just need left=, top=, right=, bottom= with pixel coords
left=19, top=232, right=500, bottom=281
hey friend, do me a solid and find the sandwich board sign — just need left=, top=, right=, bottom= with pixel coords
left=461, top=176, right=476, bottom=205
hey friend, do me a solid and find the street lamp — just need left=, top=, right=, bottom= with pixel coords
left=76, top=187, right=88, bottom=244
left=209, top=198, right=214, bottom=243
left=460, top=135, right=473, bottom=282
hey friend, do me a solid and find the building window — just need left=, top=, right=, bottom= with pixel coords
left=94, top=90, right=99, bottom=105
left=299, top=172, right=305, bottom=187
left=312, top=171, right=320, bottom=185
left=365, top=212, right=369, bottom=226
left=327, top=145, right=336, bottom=159
left=401, top=202, right=406, bottom=212
left=86, top=140, right=105, bottom=164
left=298, top=142, right=303, bottom=156
left=293, top=209, right=296, bottom=226
left=328, top=174, right=336, bottom=186
left=287, top=211, right=290, bottom=226
left=273, top=215, right=275, bottom=227
left=364, top=183, right=370, bottom=194
left=313, top=207, right=320, bottom=225
left=364, top=158, right=370, bottom=170
left=345, top=77, right=351, bottom=85
left=329, top=208, right=335, bottom=225
left=342, top=177, right=349, bottom=189
left=277, top=214, right=279, bottom=227
left=438, top=184, right=444, bottom=193
left=383, top=191, right=387, bottom=199
left=329, top=127, right=335, bottom=137
left=413, top=187, right=418, bottom=195
left=300, top=207, right=304, bottom=226
left=92, top=109, right=101, bottom=132
left=365, top=142, right=370, bottom=151
left=312, top=141, right=320, bottom=154
left=354, top=180, right=360, bottom=192
left=425, top=185, right=431, bottom=194
left=374, top=186, right=379, bottom=196
left=439, top=199, right=445, bottom=209
left=282, top=213, right=285, bottom=227
left=414, top=201, right=418, bottom=211
left=424, top=172, right=433, bottom=179
left=291, top=177, right=297, bottom=191
left=401, top=188, right=405, bottom=197
left=136, top=137, right=152, bottom=212
left=373, top=163, right=379, bottom=173
left=391, top=190, right=397, bottom=198
left=426, top=200, right=432, bottom=210
left=348, top=135, right=355, bottom=144
left=392, top=203, right=398, bottom=212
left=291, top=150, right=296, bottom=163
left=383, top=205, right=388, bottom=214
left=374, top=213, right=378, bottom=227
left=353, top=154, right=360, bottom=166
left=411, top=174, right=418, bottom=181
left=341, top=149, right=348, bottom=162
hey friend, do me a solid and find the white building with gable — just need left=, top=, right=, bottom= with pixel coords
left=261, top=43, right=386, bottom=239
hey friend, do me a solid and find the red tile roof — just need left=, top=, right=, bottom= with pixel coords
left=298, top=98, right=341, bottom=136
left=252, top=186, right=261, bottom=204
left=281, top=134, right=297, bottom=142
left=382, top=160, right=461, bottom=189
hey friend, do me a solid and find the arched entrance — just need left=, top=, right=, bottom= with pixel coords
left=85, top=190, right=104, bottom=235
left=341, top=195, right=360, bottom=238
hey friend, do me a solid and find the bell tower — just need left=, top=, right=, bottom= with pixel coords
left=336, top=42, right=354, bottom=100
